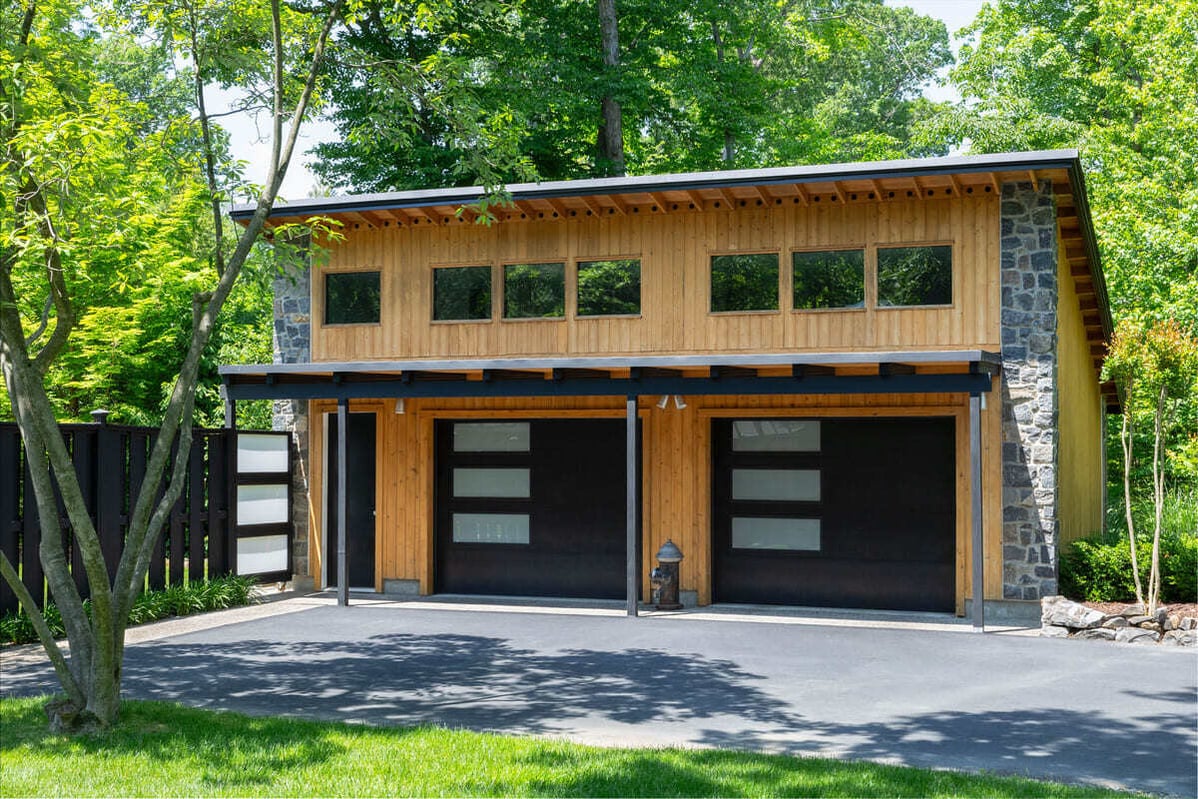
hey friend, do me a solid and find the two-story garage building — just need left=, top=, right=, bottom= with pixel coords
left=220, top=149, right=1113, bottom=624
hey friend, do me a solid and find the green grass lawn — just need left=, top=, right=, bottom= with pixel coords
left=0, top=697, right=1138, bottom=798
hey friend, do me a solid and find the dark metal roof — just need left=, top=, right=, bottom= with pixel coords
left=231, top=149, right=1083, bottom=221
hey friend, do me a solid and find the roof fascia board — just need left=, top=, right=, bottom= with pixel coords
left=222, top=371, right=996, bottom=402
left=230, top=150, right=1079, bottom=221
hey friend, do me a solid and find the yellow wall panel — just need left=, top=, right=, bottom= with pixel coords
left=1055, top=238, right=1105, bottom=545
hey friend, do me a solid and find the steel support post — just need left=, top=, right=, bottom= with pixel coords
left=626, top=395, right=638, bottom=617
left=970, top=393, right=984, bottom=632
left=337, top=397, right=349, bottom=607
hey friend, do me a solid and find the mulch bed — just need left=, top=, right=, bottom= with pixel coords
left=1083, top=601, right=1198, bottom=620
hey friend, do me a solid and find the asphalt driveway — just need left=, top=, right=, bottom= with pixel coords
left=2, top=595, right=1195, bottom=797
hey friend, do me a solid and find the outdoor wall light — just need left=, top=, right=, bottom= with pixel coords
left=656, top=395, right=670, bottom=409
left=395, top=398, right=405, bottom=414
left=673, top=395, right=687, bottom=410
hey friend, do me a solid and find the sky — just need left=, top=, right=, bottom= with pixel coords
left=219, top=0, right=988, bottom=200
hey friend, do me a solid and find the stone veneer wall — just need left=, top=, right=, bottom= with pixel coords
left=272, top=263, right=311, bottom=582
left=1000, top=181, right=1060, bottom=600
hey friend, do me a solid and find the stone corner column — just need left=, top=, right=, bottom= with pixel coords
left=999, top=181, right=1060, bottom=601
left=272, top=263, right=312, bottom=581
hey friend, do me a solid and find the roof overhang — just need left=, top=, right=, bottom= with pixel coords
left=228, top=149, right=1113, bottom=407
left=220, top=351, right=1000, bottom=402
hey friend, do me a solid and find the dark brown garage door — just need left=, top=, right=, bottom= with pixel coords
left=435, top=419, right=638, bottom=599
left=713, top=417, right=955, bottom=612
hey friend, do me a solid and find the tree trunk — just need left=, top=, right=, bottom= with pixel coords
left=1147, top=384, right=1166, bottom=615
left=1120, top=405, right=1144, bottom=606
left=0, top=0, right=343, bottom=731
left=597, top=0, right=624, bottom=176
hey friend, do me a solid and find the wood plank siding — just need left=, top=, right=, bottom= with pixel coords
left=313, top=195, right=1001, bottom=362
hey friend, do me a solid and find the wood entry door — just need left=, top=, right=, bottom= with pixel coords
left=713, top=417, right=956, bottom=612
left=325, top=412, right=376, bottom=589
left=435, top=418, right=638, bottom=599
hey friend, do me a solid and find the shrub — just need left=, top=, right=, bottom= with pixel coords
left=1064, top=487, right=1198, bottom=604
left=0, top=575, right=258, bottom=645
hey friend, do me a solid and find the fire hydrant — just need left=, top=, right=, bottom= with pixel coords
left=649, top=539, right=684, bottom=610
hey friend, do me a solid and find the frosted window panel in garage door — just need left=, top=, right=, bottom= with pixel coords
left=236, top=433, right=289, bottom=473
left=732, top=469, right=820, bottom=501
left=453, top=513, right=530, bottom=544
left=732, top=517, right=821, bottom=551
left=237, top=535, right=289, bottom=574
left=237, top=484, right=289, bottom=525
left=732, top=420, right=820, bottom=451
left=453, top=468, right=530, bottom=498
left=453, top=422, right=531, bottom=452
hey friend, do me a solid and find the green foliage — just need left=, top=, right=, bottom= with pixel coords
left=0, top=575, right=257, bottom=645
left=0, top=698, right=1138, bottom=797
left=312, top=0, right=953, bottom=191
left=0, top=0, right=277, bottom=428
left=1059, top=488, right=1198, bottom=603
left=919, top=0, right=1198, bottom=333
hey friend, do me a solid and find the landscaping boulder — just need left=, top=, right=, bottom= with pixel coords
left=1115, top=627, right=1160, bottom=645
left=1041, top=596, right=1107, bottom=629
left=1101, top=616, right=1129, bottom=629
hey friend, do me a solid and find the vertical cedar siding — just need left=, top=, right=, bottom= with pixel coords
left=311, top=195, right=1000, bottom=362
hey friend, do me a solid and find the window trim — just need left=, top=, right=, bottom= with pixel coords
left=873, top=241, right=955, bottom=310
left=322, top=269, right=382, bottom=327
left=789, top=245, right=869, bottom=314
left=430, top=263, right=495, bottom=324
left=708, top=249, right=783, bottom=316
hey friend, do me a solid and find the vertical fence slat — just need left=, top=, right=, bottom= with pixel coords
left=0, top=427, right=21, bottom=614
left=129, top=432, right=166, bottom=592
left=69, top=429, right=97, bottom=600
left=188, top=440, right=205, bottom=584
left=21, top=459, right=44, bottom=609
left=207, top=432, right=229, bottom=578
left=95, top=426, right=124, bottom=583
left=167, top=436, right=185, bottom=588
left=0, top=422, right=290, bottom=613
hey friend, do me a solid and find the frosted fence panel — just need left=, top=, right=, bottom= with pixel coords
left=237, top=434, right=289, bottom=473
left=237, top=535, right=289, bottom=574
left=237, top=484, right=289, bottom=525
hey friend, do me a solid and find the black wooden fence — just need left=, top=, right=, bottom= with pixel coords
left=0, top=421, right=292, bottom=615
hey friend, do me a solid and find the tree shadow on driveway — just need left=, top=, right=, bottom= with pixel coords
left=4, top=630, right=1195, bottom=796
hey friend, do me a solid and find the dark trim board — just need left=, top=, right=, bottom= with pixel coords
left=223, top=370, right=995, bottom=402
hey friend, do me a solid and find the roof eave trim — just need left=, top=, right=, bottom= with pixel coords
left=229, top=150, right=1080, bottom=221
